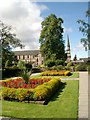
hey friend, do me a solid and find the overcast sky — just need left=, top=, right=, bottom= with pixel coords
left=0, top=0, right=89, bottom=59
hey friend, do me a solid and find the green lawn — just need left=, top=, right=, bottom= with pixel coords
left=1, top=80, right=79, bottom=119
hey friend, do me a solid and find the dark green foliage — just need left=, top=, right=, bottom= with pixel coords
left=39, top=14, right=66, bottom=63
left=73, top=54, right=77, bottom=61
left=31, top=68, right=42, bottom=73
left=25, top=63, right=32, bottom=72
left=44, top=60, right=55, bottom=67
left=75, top=64, right=88, bottom=71
left=2, top=67, right=21, bottom=79
left=55, top=59, right=64, bottom=66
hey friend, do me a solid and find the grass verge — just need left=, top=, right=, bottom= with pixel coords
left=1, top=80, right=79, bottom=119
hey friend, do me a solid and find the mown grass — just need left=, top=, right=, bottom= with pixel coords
left=1, top=80, right=79, bottom=119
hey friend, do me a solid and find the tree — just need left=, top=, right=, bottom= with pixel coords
left=77, top=8, right=90, bottom=50
left=0, top=21, right=24, bottom=67
left=39, top=14, right=66, bottom=63
left=73, top=54, right=77, bottom=61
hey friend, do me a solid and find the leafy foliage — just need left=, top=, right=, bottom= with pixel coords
left=39, top=14, right=66, bottom=62
left=77, top=8, right=90, bottom=50
left=0, top=21, right=23, bottom=67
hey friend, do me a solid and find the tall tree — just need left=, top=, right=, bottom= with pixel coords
left=77, top=8, right=90, bottom=51
left=73, top=54, right=77, bottom=61
left=39, top=14, right=66, bottom=63
left=0, top=21, right=24, bottom=67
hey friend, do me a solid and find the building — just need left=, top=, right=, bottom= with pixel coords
left=14, top=50, right=43, bottom=67
left=66, top=35, right=71, bottom=62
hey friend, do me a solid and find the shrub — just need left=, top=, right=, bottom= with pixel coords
left=5, top=60, right=12, bottom=68
left=2, top=68, right=21, bottom=79
left=75, top=64, right=88, bottom=71
left=55, top=60, right=64, bottom=66
left=33, top=78, right=61, bottom=101
left=41, top=70, right=71, bottom=76
left=2, top=87, right=34, bottom=102
left=25, top=63, right=32, bottom=72
left=44, top=60, right=55, bottom=67
left=64, top=71, right=71, bottom=76
left=31, top=68, right=42, bottom=73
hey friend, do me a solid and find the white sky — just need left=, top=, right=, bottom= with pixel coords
left=0, top=0, right=48, bottom=51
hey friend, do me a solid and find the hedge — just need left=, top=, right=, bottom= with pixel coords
left=1, top=78, right=61, bottom=102
left=41, top=70, right=71, bottom=76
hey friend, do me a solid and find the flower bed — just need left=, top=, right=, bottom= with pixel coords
left=1, top=78, right=61, bottom=103
left=41, top=70, right=71, bottom=76
left=0, top=77, right=51, bottom=89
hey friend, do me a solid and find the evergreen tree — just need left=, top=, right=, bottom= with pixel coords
left=73, top=54, right=77, bottom=61
left=39, top=14, right=66, bottom=63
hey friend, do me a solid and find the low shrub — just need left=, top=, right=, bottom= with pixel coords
left=1, top=78, right=61, bottom=102
left=31, top=68, right=42, bottom=73
left=41, top=70, right=71, bottom=76
left=64, top=71, right=71, bottom=76
left=2, top=67, right=21, bottom=79
left=75, top=64, right=88, bottom=71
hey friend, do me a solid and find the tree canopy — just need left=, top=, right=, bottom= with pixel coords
left=0, top=21, right=24, bottom=67
left=77, top=8, right=90, bottom=50
left=39, top=14, right=66, bottom=63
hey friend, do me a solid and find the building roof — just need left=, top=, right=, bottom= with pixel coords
left=14, top=50, right=40, bottom=56
left=80, top=57, right=90, bottom=62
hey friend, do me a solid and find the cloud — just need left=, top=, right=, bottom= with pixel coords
left=64, top=27, right=73, bottom=33
left=0, top=0, right=48, bottom=51
left=72, top=42, right=85, bottom=52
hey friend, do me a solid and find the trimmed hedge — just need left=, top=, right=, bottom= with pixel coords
left=2, top=68, right=22, bottom=79
left=1, top=78, right=61, bottom=102
left=41, top=70, right=71, bottom=76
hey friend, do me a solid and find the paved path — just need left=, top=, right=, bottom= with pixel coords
left=78, top=72, right=88, bottom=119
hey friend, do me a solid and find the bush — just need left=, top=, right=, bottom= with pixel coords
left=5, top=60, right=12, bottom=68
left=2, top=87, right=34, bottom=102
left=55, top=60, right=64, bottom=66
left=31, top=68, right=42, bottom=73
left=64, top=71, right=71, bottom=76
left=25, top=63, right=32, bottom=72
left=41, top=70, right=71, bottom=76
left=75, top=64, right=88, bottom=71
left=2, top=67, right=22, bottom=79
left=44, top=60, right=55, bottom=67
left=33, top=78, right=61, bottom=101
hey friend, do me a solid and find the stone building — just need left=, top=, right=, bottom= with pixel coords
left=14, top=50, right=43, bottom=67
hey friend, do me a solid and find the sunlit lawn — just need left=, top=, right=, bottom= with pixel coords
left=1, top=80, right=79, bottom=119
